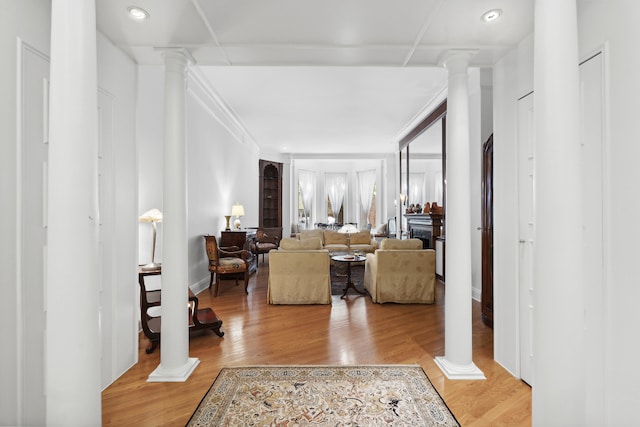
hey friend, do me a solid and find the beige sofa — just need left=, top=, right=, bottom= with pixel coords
left=267, top=237, right=332, bottom=305
left=299, top=229, right=377, bottom=253
left=364, top=238, right=436, bottom=304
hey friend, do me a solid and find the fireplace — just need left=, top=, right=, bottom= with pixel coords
left=405, top=213, right=443, bottom=249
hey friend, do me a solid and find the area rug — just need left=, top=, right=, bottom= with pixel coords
left=186, top=365, right=460, bottom=426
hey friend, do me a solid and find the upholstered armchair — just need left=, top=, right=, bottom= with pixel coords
left=203, top=235, right=251, bottom=297
left=267, top=237, right=332, bottom=304
left=251, top=227, right=281, bottom=263
left=364, top=238, right=436, bottom=304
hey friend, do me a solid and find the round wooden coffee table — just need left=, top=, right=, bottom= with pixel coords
left=331, top=254, right=367, bottom=298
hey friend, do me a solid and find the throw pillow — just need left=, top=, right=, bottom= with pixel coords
left=379, top=238, right=422, bottom=250
left=280, top=237, right=323, bottom=250
left=323, top=230, right=348, bottom=245
left=349, top=230, right=371, bottom=245
left=299, top=229, right=324, bottom=244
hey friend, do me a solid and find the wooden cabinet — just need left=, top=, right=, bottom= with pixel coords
left=220, top=230, right=257, bottom=275
left=259, top=160, right=282, bottom=228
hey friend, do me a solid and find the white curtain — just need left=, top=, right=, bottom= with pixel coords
left=325, top=173, right=346, bottom=221
left=299, top=170, right=315, bottom=227
left=357, top=169, right=376, bottom=226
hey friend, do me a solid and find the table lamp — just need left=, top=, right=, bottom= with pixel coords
left=231, top=203, right=244, bottom=229
left=139, top=208, right=163, bottom=271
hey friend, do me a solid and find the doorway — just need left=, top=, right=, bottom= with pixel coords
left=481, top=135, right=494, bottom=328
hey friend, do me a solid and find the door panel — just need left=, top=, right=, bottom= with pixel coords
left=580, top=52, right=605, bottom=427
left=518, top=93, right=535, bottom=386
left=20, top=42, right=49, bottom=426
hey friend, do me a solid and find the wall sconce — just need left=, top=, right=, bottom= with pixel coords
left=231, top=203, right=245, bottom=229
left=138, top=208, right=162, bottom=271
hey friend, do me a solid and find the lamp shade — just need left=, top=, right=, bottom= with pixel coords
left=139, top=208, right=163, bottom=222
left=231, top=204, right=245, bottom=217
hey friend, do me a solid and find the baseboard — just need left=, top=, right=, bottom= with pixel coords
left=190, top=277, right=211, bottom=296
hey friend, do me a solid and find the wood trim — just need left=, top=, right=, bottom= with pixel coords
left=399, top=99, right=447, bottom=149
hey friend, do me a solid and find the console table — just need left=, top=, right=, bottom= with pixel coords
left=220, top=230, right=257, bottom=274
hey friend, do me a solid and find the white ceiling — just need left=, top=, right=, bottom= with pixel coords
left=96, top=0, right=534, bottom=155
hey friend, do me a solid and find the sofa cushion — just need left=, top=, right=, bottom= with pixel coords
left=349, top=230, right=371, bottom=245
left=323, top=230, right=348, bottom=245
left=379, top=238, right=422, bottom=250
left=280, top=237, right=323, bottom=250
left=299, top=229, right=324, bottom=244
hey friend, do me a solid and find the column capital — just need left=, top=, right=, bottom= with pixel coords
left=438, top=49, right=478, bottom=72
left=155, top=47, right=197, bottom=66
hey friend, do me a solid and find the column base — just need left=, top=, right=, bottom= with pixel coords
left=435, top=356, right=486, bottom=380
left=147, top=357, right=200, bottom=382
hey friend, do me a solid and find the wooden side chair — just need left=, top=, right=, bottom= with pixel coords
left=203, top=235, right=251, bottom=296
left=251, top=227, right=281, bottom=264
left=138, top=271, right=224, bottom=354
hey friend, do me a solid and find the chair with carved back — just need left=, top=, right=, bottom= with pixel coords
left=138, top=271, right=224, bottom=354
left=203, top=235, right=251, bottom=296
left=251, top=227, right=281, bottom=264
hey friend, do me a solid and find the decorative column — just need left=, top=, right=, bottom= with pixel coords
left=533, top=1, right=584, bottom=425
left=47, top=0, right=101, bottom=424
left=434, top=50, right=485, bottom=380
left=148, top=49, right=199, bottom=382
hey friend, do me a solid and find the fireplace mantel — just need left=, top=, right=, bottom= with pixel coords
left=404, top=213, right=444, bottom=249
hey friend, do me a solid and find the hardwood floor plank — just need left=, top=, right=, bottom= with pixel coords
left=102, top=257, right=531, bottom=426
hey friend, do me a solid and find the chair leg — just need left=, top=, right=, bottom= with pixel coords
left=146, top=340, right=159, bottom=354
left=212, top=325, right=224, bottom=337
left=243, top=271, right=249, bottom=294
left=209, top=272, right=214, bottom=288
left=214, top=272, right=220, bottom=297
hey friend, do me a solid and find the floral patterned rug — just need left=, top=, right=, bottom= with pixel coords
left=186, top=365, right=460, bottom=426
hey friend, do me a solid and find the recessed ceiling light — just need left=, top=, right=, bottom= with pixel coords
left=127, top=6, right=149, bottom=21
left=481, top=9, right=502, bottom=23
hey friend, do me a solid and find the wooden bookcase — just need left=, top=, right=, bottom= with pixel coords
left=259, top=160, right=282, bottom=228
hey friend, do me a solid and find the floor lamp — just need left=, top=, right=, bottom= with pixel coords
left=139, top=208, right=163, bottom=271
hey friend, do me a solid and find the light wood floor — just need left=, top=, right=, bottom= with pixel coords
left=102, top=257, right=531, bottom=426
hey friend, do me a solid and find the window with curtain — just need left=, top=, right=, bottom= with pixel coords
left=298, top=170, right=315, bottom=229
left=357, top=169, right=376, bottom=227
left=325, top=173, right=346, bottom=225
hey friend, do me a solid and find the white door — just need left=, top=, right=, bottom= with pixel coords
left=19, top=41, right=50, bottom=425
left=580, top=52, right=605, bottom=427
left=517, top=93, right=535, bottom=386
left=517, top=54, right=606, bottom=392
left=97, top=89, right=115, bottom=389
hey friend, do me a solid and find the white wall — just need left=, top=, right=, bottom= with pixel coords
left=186, top=72, right=260, bottom=290
left=468, top=68, right=484, bottom=301
left=0, top=2, right=138, bottom=423
left=494, top=4, right=640, bottom=422
left=0, top=1, right=50, bottom=424
left=492, top=34, right=534, bottom=376
left=96, top=31, right=139, bottom=388
left=578, top=2, right=640, bottom=423
left=137, top=66, right=262, bottom=294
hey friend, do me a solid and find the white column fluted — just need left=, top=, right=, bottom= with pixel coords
left=47, top=0, right=101, bottom=424
left=148, top=49, right=199, bottom=382
left=533, top=1, right=584, bottom=425
left=434, top=51, right=485, bottom=380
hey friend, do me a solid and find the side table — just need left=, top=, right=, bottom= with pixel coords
left=331, top=254, right=367, bottom=299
